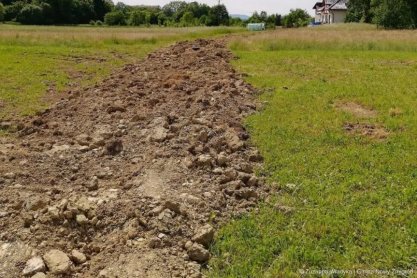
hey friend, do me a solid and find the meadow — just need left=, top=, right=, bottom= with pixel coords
left=209, top=24, right=417, bottom=277
left=0, top=25, right=242, bottom=120
left=1, top=23, right=417, bottom=277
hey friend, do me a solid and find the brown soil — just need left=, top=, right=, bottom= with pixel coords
left=334, top=101, right=377, bottom=118
left=0, top=39, right=267, bottom=277
left=344, top=123, right=389, bottom=139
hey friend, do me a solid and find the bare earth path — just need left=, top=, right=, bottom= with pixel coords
left=0, top=39, right=265, bottom=277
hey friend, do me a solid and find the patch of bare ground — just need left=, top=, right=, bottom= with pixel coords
left=0, top=39, right=267, bottom=277
left=334, top=101, right=377, bottom=118
left=344, top=123, right=390, bottom=139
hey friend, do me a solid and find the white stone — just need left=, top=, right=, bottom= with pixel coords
left=22, top=256, right=46, bottom=276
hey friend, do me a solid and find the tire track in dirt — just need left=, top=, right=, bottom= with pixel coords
left=0, top=39, right=266, bottom=277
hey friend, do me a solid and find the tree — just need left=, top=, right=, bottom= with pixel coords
left=372, top=0, right=414, bottom=29
left=266, top=14, right=280, bottom=28
left=186, top=2, right=209, bottom=19
left=283, top=9, right=311, bottom=28
left=162, top=1, right=187, bottom=19
left=207, top=4, right=229, bottom=26
left=275, top=14, right=282, bottom=26
left=346, top=0, right=372, bottom=22
left=72, top=0, right=95, bottom=24
left=157, top=11, right=167, bottom=25
left=39, top=0, right=75, bottom=24
left=17, top=4, right=44, bottom=25
left=93, top=0, right=113, bottom=21
left=4, top=1, right=25, bottom=21
left=408, top=0, right=417, bottom=25
left=104, top=10, right=126, bottom=25
left=199, top=14, right=208, bottom=25
left=129, top=10, right=149, bottom=26
left=0, top=3, right=4, bottom=22
left=180, top=11, right=194, bottom=26
left=260, top=11, right=268, bottom=22
left=38, top=2, right=54, bottom=24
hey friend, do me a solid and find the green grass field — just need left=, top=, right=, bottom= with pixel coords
left=209, top=25, right=417, bottom=277
left=1, top=23, right=417, bottom=277
left=0, top=25, right=242, bottom=119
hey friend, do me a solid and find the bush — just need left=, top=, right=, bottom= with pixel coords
left=180, top=11, right=195, bottom=26
left=129, top=10, right=150, bottom=26
left=157, top=12, right=167, bottom=26
left=104, top=11, right=126, bottom=26
left=17, top=4, right=43, bottom=25
left=95, top=20, right=103, bottom=26
left=282, top=9, right=311, bottom=28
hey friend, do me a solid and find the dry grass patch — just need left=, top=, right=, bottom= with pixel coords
left=334, top=101, right=377, bottom=118
left=230, top=23, right=417, bottom=52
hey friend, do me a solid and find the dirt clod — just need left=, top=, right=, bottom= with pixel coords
left=187, top=243, right=210, bottom=263
left=344, top=123, right=389, bottom=139
left=105, top=139, right=123, bottom=155
left=43, top=250, right=72, bottom=274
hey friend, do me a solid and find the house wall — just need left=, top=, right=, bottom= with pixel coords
left=315, top=12, right=321, bottom=23
left=331, top=10, right=347, bottom=23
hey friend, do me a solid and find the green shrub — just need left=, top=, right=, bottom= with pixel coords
left=104, top=10, right=126, bottom=26
left=283, top=9, right=311, bottom=28
left=128, top=10, right=150, bottom=26
left=180, top=11, right=195, bottom=26
left=95, top=20, right=103, bottom=26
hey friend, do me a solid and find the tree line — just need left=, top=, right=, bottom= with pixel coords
left=0, top=0, right=307, bottom=28
left=346, top=0, right=417, bottom=29
left=0, top=0, right=234, bottom=26
left=103, top=1, right=230, bottom=26
left=0, top=0, right=113, bottom=24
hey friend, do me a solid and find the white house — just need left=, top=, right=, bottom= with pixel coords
left=313, top=0, right=348, bottom=24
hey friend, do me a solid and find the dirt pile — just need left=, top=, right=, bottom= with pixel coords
left=0, top=39, right=266, bottom=277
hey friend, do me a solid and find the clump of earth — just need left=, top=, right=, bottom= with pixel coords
left=0, top=39, right=266, bottom=277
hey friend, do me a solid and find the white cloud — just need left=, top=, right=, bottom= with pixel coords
left=120, top=0, right=315, bottom=16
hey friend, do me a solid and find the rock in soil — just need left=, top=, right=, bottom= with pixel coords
left=192, top=224, right=215, bottom=247
left=43, top=250, right=72, bottom=274
left=0, top=39, right=266, bottom=277
left=187, top=243, right=210, bottom=263
left=71, top=249, right=87, bottom=264
left=22, top=256, right=46, bottom=276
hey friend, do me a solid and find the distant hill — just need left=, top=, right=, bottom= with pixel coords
left=230, top=14, right=250, bottom=20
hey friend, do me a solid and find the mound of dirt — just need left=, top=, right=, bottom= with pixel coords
left=0, top=39, right=266, bottom=277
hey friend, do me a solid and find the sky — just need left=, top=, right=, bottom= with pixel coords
left=121, top=0, right=315, bottom=16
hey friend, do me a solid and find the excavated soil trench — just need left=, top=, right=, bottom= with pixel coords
left=0, top=39, right=266, bottom=277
